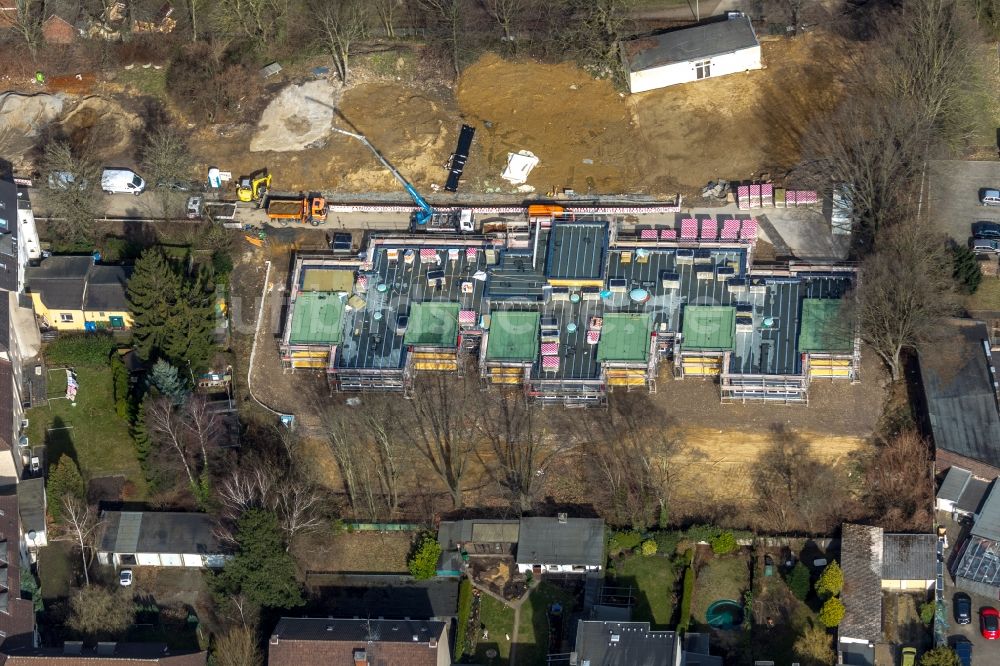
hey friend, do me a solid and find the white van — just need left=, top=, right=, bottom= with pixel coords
left=101, top=168, right=145, bottom=195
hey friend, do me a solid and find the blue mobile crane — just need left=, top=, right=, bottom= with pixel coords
left=330, top=126, right=473, bottom=232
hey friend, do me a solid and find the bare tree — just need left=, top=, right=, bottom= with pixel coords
left=854, top=218, right=958, bottom=381
left=186, top=0, right=210, bottom=41
left=364, top=403, right=404, bottom=514
left=272, top=482, right=324, bottom=547
left=141, top=127, right=194, bottom=220
left=320, top=410, right=361, bottom=509
left=876, top=0, right=986, bottom=146
left=312, top=0, right=370, bottom=82
left=862, top=429, right=934, bottom=531
left=10, top=0, right=43, bottom=59
left=409, top=373, right=478, bottom=508
left=372, top=0, right=402, bottom=37
left=40, top=141, right=102, bottom=248
left=217, top=461, right=323, bottom=547
left=55, top=496, right=103, bottom=587
left=183, top=395, right=219, bottom=476
left=146, top=396, right=198, bottom=488
left=214, top=625, right=263, bottom=666
left=476, top=388, right=570, bottom=513
left=559, top=0, right=634, bottom=86
left=417, top=0, right=466, bottom=77
left=212, top=0, right=290, bottom=51
left=480, top=0, right=526, bottom=45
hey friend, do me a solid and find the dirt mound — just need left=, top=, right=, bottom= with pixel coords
left=250, top=79, right=342, bottom=152
left=59, top=96, right=141, bottom=159
left=0, top=92, right=66, bottom=136
left=628, top=32, right=846, bottom=188
left=457, top=53, right=644, bottom=194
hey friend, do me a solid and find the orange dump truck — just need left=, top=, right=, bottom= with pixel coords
left=266, top=195, right=328, bottom=226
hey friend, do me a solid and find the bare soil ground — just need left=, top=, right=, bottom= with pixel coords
left=177, top=33, right=848, bottom=197
left=294, top=531, right=414, bottom=574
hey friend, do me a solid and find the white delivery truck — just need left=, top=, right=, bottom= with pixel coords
left=101, top=168, right=146, bottom=195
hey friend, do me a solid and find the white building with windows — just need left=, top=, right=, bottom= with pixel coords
left=97, top=511, right=226, bottom=568
left=623, top=13, right=762, bottom=93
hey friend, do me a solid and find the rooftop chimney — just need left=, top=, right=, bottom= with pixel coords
left=353, top=649, right=367, bottom=666
left=557, top=512, right=568, bottom=524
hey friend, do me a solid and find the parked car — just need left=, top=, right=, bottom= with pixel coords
left=955, top=592, right=972, bottom=624
left=119, top=569, right=133, bottom=587
left=981, top=189, right=1000, bottom=206
left=955, top=638, right=972, bottom=666
left=900, top=647, right=916, bottom=666
left=971, top=239, right=1000, bottom=255
left=101, top=168, right=145, bottom=195
left=47, top=171, right=87, bottom=190
left=973, top=221, right=1000, bottom=240
left=981, top=606, right=999, bottom=639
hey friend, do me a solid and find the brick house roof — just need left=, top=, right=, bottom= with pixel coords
left=268, top=618, right=447, bottom=666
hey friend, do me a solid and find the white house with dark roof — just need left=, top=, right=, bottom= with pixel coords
left=97, top=511, right=225, bottom=568
left=515, top=516, right=604, bottom=575
left=936, top=465, right=992, bottom=518
left=622, top=13, right=762, bottom=93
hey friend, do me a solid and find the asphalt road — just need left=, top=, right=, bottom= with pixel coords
left=927, top=160, right=1000, bottom=245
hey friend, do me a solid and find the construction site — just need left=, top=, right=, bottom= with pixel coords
left=278, top=206, right=858, bottom=406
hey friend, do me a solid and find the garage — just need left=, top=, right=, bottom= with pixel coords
left=97, top=510, right=225, bottom=570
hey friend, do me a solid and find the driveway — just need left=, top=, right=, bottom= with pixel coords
left=940, top=511, right=1000, bottom=659
left=927, top=160, right=1000, bottom=245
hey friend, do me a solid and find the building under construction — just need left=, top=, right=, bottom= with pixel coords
left=279, top=212, right=858, bottom=405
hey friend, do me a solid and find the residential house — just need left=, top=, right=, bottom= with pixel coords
left=515, top=516, right=605, bottom=575
left=936, top=465, right=992, bottom=519
left=0, top=483, right=37, bottom=650
left=573, top=620, right=722, bottom=666
left=25, top=256, right=132, bottom=332
left=918, top=318, right=1000, bottom=479
left=96, top=511, right=225, bottom=568
left=953, top=480, right=1000, bottom=597
left=622, top=13, right=762, bottom=93
left=268, top=618, right=450, bottom=666
left=437, top=518, right=520, bottom=572
left=0, top=642, right=205, bottom=664
left=838, top=524, right=881, bottom=666
left=839, top=524, right=939, bottom=665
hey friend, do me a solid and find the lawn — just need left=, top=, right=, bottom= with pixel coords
left=37, top=541, right=76, bottom=601
left=474, top=593, right=515, bottom=665
left=691, top=552, right=751, bottom=625
left=607, top=554, right=677, bottom=628
left=27, top=364, right=146, bottom=497
left=516, top=582, right=577, bottom=666
left=966, top=275, right=1000, bottom=313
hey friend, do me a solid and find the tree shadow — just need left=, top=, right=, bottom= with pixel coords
left=44, top=415, right=79, bottom=469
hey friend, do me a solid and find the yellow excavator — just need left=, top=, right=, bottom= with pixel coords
left=237, top=168, right=271, bottom=204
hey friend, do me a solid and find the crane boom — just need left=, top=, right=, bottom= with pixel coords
left=330, top=127, right=434, bottom=225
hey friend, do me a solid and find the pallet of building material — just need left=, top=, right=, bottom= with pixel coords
left=749, top=184, right=762, bottom=208
left=680, top=218, right=698, bottom=239
left=737, top=185, right=750, bottom=210
left=761, top=183, right=774, bottom=207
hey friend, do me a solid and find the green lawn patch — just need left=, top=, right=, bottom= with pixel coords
left=691, top=553, right=751, bottom=625
left=115, top=66, right=168, bottom=99
left=474, top=593, right=515, bottom=665
left=27, top=363, right=146, bottom=498
left=38, top=541, right=75, bottom=600
left=607, top=554, right=677, bottom=628
left=517, top=582, right=576, bottom=666
left=967, top=276, right=1000, bottom=313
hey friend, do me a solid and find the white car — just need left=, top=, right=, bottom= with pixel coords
left=119, top=569, right=133, bottom=587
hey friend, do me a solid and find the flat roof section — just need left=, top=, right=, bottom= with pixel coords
left=488, top=251, right=548, bottom=301
left=597, top=313, right=653, bottom=362
left=289, top=292, right=345, bottom=345
left=403, top=302, right=460, bottom=348
left=799, top=298, right=852, bottom=353
left=486, top=311, right=540, bottom=361
left=681, top=305, right=735, bottom=351
left=301, top=267, right=354, bottom=293
left=545, top=221, right=608, bottom=281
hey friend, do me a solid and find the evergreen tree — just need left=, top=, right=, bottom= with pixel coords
left=950, top=244, right=982, bottom=294
left=47, top=456, right=85, bottom=523
left=163, top=264, right=216, bottom=375
left=815, top=560, right=844, bottom=599
left=786, top=561, right=811, bottom=601
left=211, top=509, right=304, bottom=610
left=818, top=596, right=845, bottom=628
left=127, top=250, right=180, bottom=362
left=150, top=359, right=188, bottom=404
left=111, top=354, right=130, bottom=420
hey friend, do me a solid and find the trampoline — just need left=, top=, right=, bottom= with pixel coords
left=705, top=600, right=744, bottom=629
